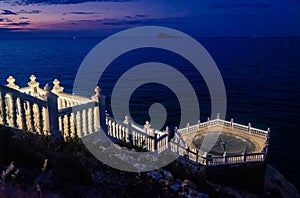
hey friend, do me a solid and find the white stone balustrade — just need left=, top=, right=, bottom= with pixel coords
left=0, top=75, right=270, bottom=167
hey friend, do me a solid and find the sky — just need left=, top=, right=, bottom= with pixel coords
left=0, top=0, right=299, bottom=37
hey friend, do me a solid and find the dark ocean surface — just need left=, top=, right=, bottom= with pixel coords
left=0, top=37, right=299, bottom=189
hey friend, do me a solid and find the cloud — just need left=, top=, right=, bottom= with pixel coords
left=0, top=18, right=14, bottom=22
left=123, top=14, right=147, bottom=20
left=1, top=0, right=137, bottom=5
left=7, top=21, right=30, bottom=26
left=135, top=14, right=147, bottom=18
left=69, top=11, right=96, bottom=15
left=1, top=9, right=17, bottom=15
left=212, top=3, right=272, bottom=9
left=19, top=9, right=42, bottom=14
left=102, top=17, right=176, bottom=26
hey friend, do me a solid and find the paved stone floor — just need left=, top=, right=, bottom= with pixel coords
left=192, top=132, right=256, bottom=155
left=182, top=125, right=266, bottom=156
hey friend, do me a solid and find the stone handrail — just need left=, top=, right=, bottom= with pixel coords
left=1, top=75, right=270, bottom=167
left=177, top=118, right=269, bottom=139
left=58, top=101, right=99, bottom=138
left=0, top=84, right=53, bottom=134
left=10, top=75, right=92, bottom=110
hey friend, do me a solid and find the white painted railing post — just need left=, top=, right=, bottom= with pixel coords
left=52, top=79, right=64, bottom=94
left=242, top=150, right=246, bottom=162
left=44, top=84, right=61, bottom=139
left=92, top=86, right=107, bottom=133
left=166, top=126, right=171, bottom=142
left=223, top=151, right=227, bottom=163
left=124, top=115, right=133, bottom=143
left=248, top=123, right=251, bottom=133
left=28, top=75, right=40, bottom=96
left=6, top=76, right=19, bottom=90
left=144, top=120, right=151, bottom=133
left=230, top=118, right=234, bottom=128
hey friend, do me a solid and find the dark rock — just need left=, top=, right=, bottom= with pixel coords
left=264, top=165, right=299, bottom=198
left=182, top=179, right=197, bottom=190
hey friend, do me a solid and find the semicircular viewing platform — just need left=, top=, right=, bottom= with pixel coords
left=177, top=116, right=269, bottom=166
left=192, top=131, right=256, bottom=156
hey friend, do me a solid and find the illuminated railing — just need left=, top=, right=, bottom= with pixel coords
left=1, top=75, right=270, bottom=166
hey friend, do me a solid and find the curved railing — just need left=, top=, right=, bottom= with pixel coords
left=1, top=75, right=270, bottom=167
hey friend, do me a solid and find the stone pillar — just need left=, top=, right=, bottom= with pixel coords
left=28, top=75, right=40, bottom=96
left=203, top=152, right=208, bottom=165
left=166, top=126, right=172, bottom=142
left=124, top=115, right=133, bottom=143
left=144, top=120, right=151, bottom=134
left=6, top=76, right=19, bottom=90
left=267, top=127, right=270, bottom=139
left=92, top=86, right=107, bottom=133
left=186, top=123, right=190, bottom=132
left=52, top=79, right=64, bottom=94
left=242, top=150, right=246, bottom=162
left=44, top=84, right=61, bottom=140
left=230, top=118, right=234, bottom=127
left=223, top=151, right=227, bottom=163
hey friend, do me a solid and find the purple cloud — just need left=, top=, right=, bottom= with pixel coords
left=2, top=9, right=17, bottom=15
left=2, top=0, right=137, bottom=5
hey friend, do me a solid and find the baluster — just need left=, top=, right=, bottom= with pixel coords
left=0, top=92, right=7, bottom=125
left=15, top=98, right=21, bottom=128
left=10, top=95, right=17, bottom=128
left=70, top=113, right=76, bottom=137
left=43, top=107, right=50, bottom=134
left=28, top=103, right=35, bottom=131
left=76, top=111, right=82, bottom=137
left=33, top=104, right=40, bottom=132
left=66, top=100, right=70, bottom=108
left=5, top=94, right=12, bottom=126
left=88, top=108, right=93, bottom=133
left=57, top=98, right=62, bottom=109
left=18, top=99, right=26, bottom=131
left=38, top=106, right=43, bottom=134
left=60, top=99, right=64, bottom=108
left=64, top=114, right=70, bottom=138
left=94, top=106, right=100, bottom=132
left=116, top=124, right=119, bottom=139
left=25, top=102, right=30, bottom=130
left=64, top=99, right=67, bottom=108
left=82, top=109, right=88, bottom=136
left=119, top=125, right=122, bottom=139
